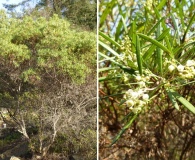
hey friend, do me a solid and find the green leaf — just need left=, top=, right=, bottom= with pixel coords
left=121, top=17, right=128, bottom=34
left=110, top=113, right=138, bottom=146
left=99, top=76, right=121, bottom=82
left=99, top=0, right=116, bottom=27
left=170, top=13, right=180, bottom=43
left=119, top=66, right=136, bottom=75
left=130, top=21, right=136, bottom=53
left=98, top=52, right=119, bottom=65
left=143, top=29, right=170, bottom=61
left=98, top=67, right=119, bottom=73
left=99, top=31, right=121, bottom=48
left=178, top=1, right=185, bottom=29
left=100, top=93, right=125, bottom=100
left=156, top=23, right=163, bottom=75
left=157, top=0, right=167, bottom=10
left=115, top=17, right=124, bottom=41
left=167, top=89, right=180, bottom=111
left=137, top=33, right=173, bottom=58
left=99, top=41, right=120, bottom=57
left=180, top=46, right=195, bottom=63
left=147, top=17, right=165, bottom=36
left=157, top=29, right=170, bottom=41
left=169, top=89, right=195, bottom=114
left=99, top=52, right=136, bottom=74
left=136, top=35, right=142, bottom=75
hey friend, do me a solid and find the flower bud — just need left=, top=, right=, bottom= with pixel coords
left=186, top=60, right=195, bottom=67
left=177, top=65, right=185, bottom=72
left=126, top=99, right=135, bottom=107
left=135, top=75, right=142, bottom=81
left=131, top=91, right=139, bottom=99
left=142, top=94, right=149, bottom=100
left=138, top=81, right=145, bottom=87
left=132, top=106, right=142, bottom=113
left=168, top=65, right=175, bottom=72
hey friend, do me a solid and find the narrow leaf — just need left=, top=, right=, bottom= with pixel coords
left=99, top=0, right=116, bottom=27
left=167, top=89, right=180, bottom=110
left=115, top=17, right=124, bottom=41
left=130, top=21, right=136, bottom=53
left=157, top=0, right=167, bottom=10
left=136, top=35, right=142, bottom=75
left=156, top=23, right=163, bottom=75
left=99, top=31, right=121, bottom=48
left=98, top=52, right=120, bottom=65
left=99, top=67, right=118, bottom=73
left=169, top=89, right=195, bottom=114
left=137, top=33, right=173, bottom=58
left=99, top=41, right=120, bottom=57
left=147, top=17, right=165, bottom=36
left=99, top=75, right=121, bottom=82
left=110, top=113, right=138, bottom=146
left=182, top=12, right=195, bottom=42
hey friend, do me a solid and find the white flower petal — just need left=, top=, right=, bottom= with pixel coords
left=142, top=94, right=149, bottom=100
left=135, top=75, right=142, bottom=81
left=168, top=65, right=175, bottom=72
left=186, top=60, right=195, bottom=67
left=126, top=99, right=134, bottom=107
left=177, top=65, right=185, bottom=72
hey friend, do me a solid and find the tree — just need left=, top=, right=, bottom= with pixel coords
left=99, top=0, right=195, bottom=159
left=62, top=0, right=97, bottom=30
left=3, top=0, right=97, bottom=30
left=0, top=10, right=96, bottom=158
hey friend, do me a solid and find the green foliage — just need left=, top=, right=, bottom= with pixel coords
left=0, top=11, right=95, bottom=84
left=0, top=131, right=22, bottom=148
left=64, top=0, right=97, bottom=30
left=99, top=0, right=195, bottom=159
left=50, top=129, right=96, bottom=159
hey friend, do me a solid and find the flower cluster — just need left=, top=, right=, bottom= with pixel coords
left=144, top=0, right=157, bottom=11
left=118, top=36, right=136, bottom=66
left=168, top=60, right=195, bottom=79
left=124, top=72, right=151, bottom=113
left=124, top=88, right=149, bottom=113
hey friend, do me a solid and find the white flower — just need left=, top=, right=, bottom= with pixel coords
left=145, top=76, right=150, bottom=81
left=192, top=68, right=195, bottom=74
left=137, top=89, right=144, bottom=96
left=123, top=74, right=128, bottom=82
left=138, top=81, right=145, bottom=87
left=142, top=94, right=149, bottom=100
left=126, top=99, right=135, bottom=107
left=186, top=60, right=195, bottom=67
left=131, top=91, right=139, bottom=99
left=185, top=73, right=193, bottom=79
left=177, top=65, right=185, bottom=72
left=138, top=100, right=146, bottom=106
left=126, top=89, right=140, bottom=99
left=132, top=106, right=142, bottom=113
left=125, top=89, right=134, bottom=97
left=168, top=65, right=175, bottom=72
left=135, top=75, right=142, bottom=81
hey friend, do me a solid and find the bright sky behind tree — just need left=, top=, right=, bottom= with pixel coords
left=0, top=0, right=23, bottom=9
left=0, top=0, right=36, bottom=11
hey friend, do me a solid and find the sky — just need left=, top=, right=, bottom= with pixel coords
left=0, top=0, right=23, bottom=10
left=0, top=0, right=36, bottom=11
